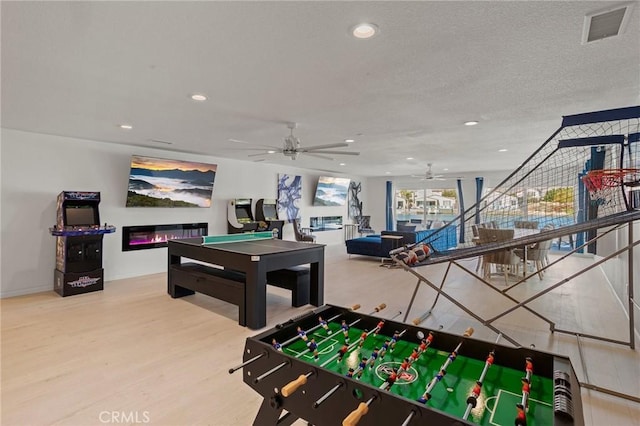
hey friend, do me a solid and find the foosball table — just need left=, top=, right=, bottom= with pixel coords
left=231, top=304, right=584, bottom=426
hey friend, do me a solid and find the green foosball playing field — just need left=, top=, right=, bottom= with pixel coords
left=238, top=304, right=582, bottom=426
left=282, top=322, right=553, bottom=426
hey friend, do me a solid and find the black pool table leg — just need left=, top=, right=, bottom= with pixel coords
left=245, top=265, right=268, bottom=329
left=310, top=260, right=324, bottom=306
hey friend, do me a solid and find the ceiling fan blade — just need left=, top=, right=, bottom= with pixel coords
left=247, top=152, right=270, bottom=158
left=309, top=150, right=360, bottom=156
left=229, top=138, right=281, bottom=150
left=302, top=152, right=334, bottom=161
left=299, top=142, right=349, bottom=151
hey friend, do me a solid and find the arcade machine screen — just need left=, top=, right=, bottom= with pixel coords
left=263, top=204, right=278, bottom=221
left=65, top=205, right=98, bottom=227
left=236, top=206, right=252, bottom=224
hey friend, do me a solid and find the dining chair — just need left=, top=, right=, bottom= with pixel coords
left=477, top=227, right=520, bottom=284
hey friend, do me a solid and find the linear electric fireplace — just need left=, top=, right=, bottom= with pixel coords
left=122, top=222, right=208, bottom=251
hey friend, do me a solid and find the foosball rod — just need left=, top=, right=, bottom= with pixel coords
left=313, top=382, right=343, bottom=408
left=253, top=360, right=289, bottom=384
left=342, top=395, right=377, bottom=426
left=400, top=410, right=416, bottom=426
left=521, top=357, right=533, bottom=409
left=319, top=321, right=385, bottom=368
left=419, top=327, right=474, bottom=402
left=280, top=308, right=356, bottom=347
left=462, top=350, right=495, bottom=420
left=228, top=352, right=266, bottom=374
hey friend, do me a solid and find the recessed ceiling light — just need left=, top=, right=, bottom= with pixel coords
left=385, top=171, right=391, bottom=174
left=119, top=124, right=133, bottom=130
left=406, top=157, right=414, bottom=160
left=498, top=148, right=508, bottom=152
left=345, top=139, right=355, bottom=143
left=351, top=23, right=378, bottom=39
left=464, top=121, right=479, bottom=126
left=267, top=150, right=276, bottom=154
left=339, top=163, right=346, bottom=166
left=443, top=168, right=449, bottom=171
left=190, top=93, right=207, bottom=101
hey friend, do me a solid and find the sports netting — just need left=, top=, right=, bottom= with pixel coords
left=422, top=106, right=640, bottom=251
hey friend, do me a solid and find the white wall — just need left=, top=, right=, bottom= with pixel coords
left=0, top=129, right=365, bottom=297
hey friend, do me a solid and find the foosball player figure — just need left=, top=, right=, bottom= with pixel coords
left=346, top=368, right=355, bottom=378
left=358, top=330, right=368, bottom=348
left=307, top=338, right=319, bottom=361
left=297, top=326, right=308, bottom=343
left=409, top=347, right=420, bottom=364
left=379, top=339, right=391, bottom=360
left=448, top=350, right=458, bottom=363
left=398, top=357, right=411, bottom=375
left=341, top=320, right=350, bottom=343
left=368, top=347, right=380, bottom=369
left=337, top=344, right=349, bottom=363
left=383, top=368, right=399, bottom=389
left=467, top=381, right=482, bottom=407
left=418, top=338, right=429, bottom=355
left=525, top=357, right=533, bottom=375
left=374, top=319, right=385, bottom=335
left=390, top=330, right=401, bottom=352
left=515, top=403, right=527, bottom=426
left=417, top=391, right=431, bottom=404
left=487, top=351, right=495, bottom=365
left=318, top=316, right=332, bottom=334
left=356, top=357, right=368, bottom=379
left=272, top=338, right=282, bottom=351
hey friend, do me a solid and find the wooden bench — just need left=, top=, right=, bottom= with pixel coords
left=169, top=263, right=311, bottom=327
left=267, top=266, right=310, bottom=307
left=169, top=263, right=246, bottom=325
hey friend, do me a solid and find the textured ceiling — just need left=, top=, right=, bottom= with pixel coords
left=2, top=1, right=639, bottom=179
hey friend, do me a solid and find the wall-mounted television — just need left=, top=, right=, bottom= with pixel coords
left=313, top=176, right=351, bottom=206
left=126, top=155, right=217, bottom=207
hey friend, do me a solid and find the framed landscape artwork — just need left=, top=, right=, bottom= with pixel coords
left=126, top=155, right=217, bottom=207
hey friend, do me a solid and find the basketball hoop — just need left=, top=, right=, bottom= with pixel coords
left=582, top=169, right=640, bottom=193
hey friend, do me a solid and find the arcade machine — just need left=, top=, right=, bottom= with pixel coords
left=228, top=198, right=259, bottom=234
left=255, top=198, right=284, bottom=239
left=49, top=191, right=116, bottom=297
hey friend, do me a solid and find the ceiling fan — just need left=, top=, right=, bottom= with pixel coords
left=411, top=163, right=447, bottom=180
left=231, top=122, right=360, bottom=161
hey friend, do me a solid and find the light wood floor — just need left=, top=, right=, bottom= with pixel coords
left=2, top=245, right=639, bottom=425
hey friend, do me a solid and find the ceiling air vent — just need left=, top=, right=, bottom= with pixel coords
left=582, top=2, right=635, bottom=43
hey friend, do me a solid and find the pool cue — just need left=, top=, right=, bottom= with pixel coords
left=462, top=350, right=495, bottom=420
left=419, top=327, right=474, bottom=402
left=342, top=394, right=377, bottom=426
left=227, top=352, right=266, bottom=374
left=281, top=370, right=315, bottom=397
left=313, top=382, right=344, bottom=408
